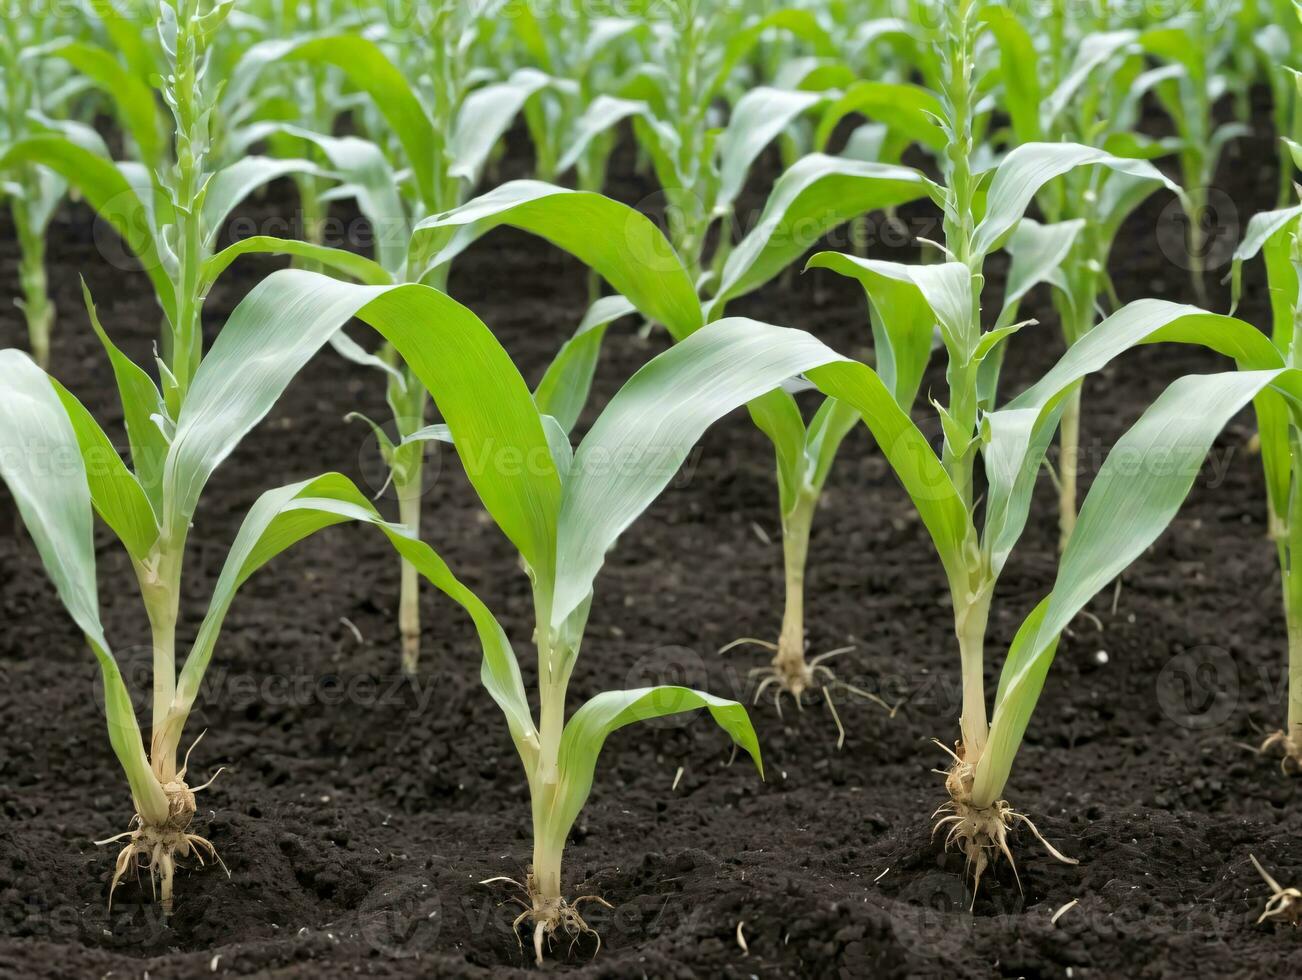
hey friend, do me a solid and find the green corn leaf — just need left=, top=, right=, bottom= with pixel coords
left=203, top=236, right=395, bottom=289
left=1000, top=219, right=1084, bottom=325
left=48, top=381, right=158, bottom=562
left=0, top=349, right=167, bottom=824
left=281, top=128, right=409, bottom=277
left=534, top=295, right=638, bottom=434
left=748, top=388, right=810, bottom=515
left=707, top=8, right=837, bottom=104
left=80, top=282, right=170, bottom=512
left=972, top=142, right=1184, bottom=259
left=410, top=181, right=701, bottom=340
left=164, top=473, right=535, bottom=763
left=975, top=368, right=1302, bottom=806
left=812, top=81, right=946, bottom=153
left=556, top=95, right=649, bottom=174
left=804, top=397, right=862, bottom=493
left=551, top=316, right=972, bottom=627
left=202, top=157, right=327, bottom=249
left=163, top=270, right=560, bottom=581
left=40, top=40, right=165, bottom=170
left=230, top=35, right=437, bottom=206
left=979, top=7, right=1042, bottom=143
left=541, top=686, right=763, bottom=853
left=0, top=137, right=175, bottom=324
left=708, top=155, right=931, bottom=319
left=717, top=87, right=827, bottom=212
left=1230, top=205, right=1301, bottom=330
left=806, top=252, right=971, bottom=372
left=449, top=68, right=553, bottom=184
left=983, top=302, right=1285, bottom=577
left=1041, top=30, right=1140, bottom=133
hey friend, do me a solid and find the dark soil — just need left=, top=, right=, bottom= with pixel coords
left=1, top=90, right=1299, bottom=979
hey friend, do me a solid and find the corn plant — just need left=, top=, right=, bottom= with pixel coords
left=0, top=0, right=324, bottom=413
left=1230, top=142, right=1302, bottom=771
left=0, top=8, right=75, bottom=368
left=157, top=264, right=793, bottom=964
left=224, top=3, right=566, bottom=673
left=0, top=282, right=454, bottom=911
left=1255, top=1, right=1302, bottom=205
left=797, top=0, right=1302, bottom=890
left=1139, top=0, right=1251, bottom=304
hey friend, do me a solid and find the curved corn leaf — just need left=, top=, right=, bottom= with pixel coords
left=163, top=269, right=560, bottom=580
left=450, top=68, right=553, bottom=184
left=556, top=95, right=649, bottom=174
left=40, top=40, right=165, bottom=169
left=164, top=473, right=535, bottom=761
left=410, top=181, right=701, bottom=340
left=80, top=282, right=170, bottom=513
left=983, top=302, right=1286, bottom=576
left=551, top=316, right=972, bottom=627
left=230, top=35, right=437, bottom=205
left=707, top=155, right=931, bottom=319
left=717, top=87, right=827, bottom=211
left=979, top=7, right=1042, bottom=143
left=974, top=368, right=1302, bottom=805
left=281, top=128, right=409, bottom=277
left=813, top=81, right=946, bottom=154
left=203, top=235, right=395, bottom=288
left=1000, top=219, right=1084, bottom=325
left=807, top=251, right=971, bottom=374
left=0, top=350, right=167, bottom=823
left=1230, top=205, right=1301, bottom=337
left=202, top=157, right=327, bottom=249
left=972, top=142, right=1183, bottom=259
left=0, top=137, right=175, bottom=323
left=541, top=686, right=762, bottom=852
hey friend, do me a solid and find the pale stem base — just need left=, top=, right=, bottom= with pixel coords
left=397, top=462, right=423, bottom=675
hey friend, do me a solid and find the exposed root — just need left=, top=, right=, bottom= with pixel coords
left=932, top=744, right=1077, bottom=906
left=483, top=870, right=612, bottom=965
left=721, top=638, right=897, bottom=721
left=95, top=768, right=228, bottom=915
left=1250, top=854, right=1301, bottom=925
left=1258, top=730, right=1302, bottom=775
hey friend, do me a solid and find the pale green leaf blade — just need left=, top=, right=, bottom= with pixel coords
left=411, top=181, right=701, bottom=340
left=543, top=686, right=762, bottom=852
left=0, top=137, right=175, bottom=323
left=0, top=349, right=165, bottom=821
left=717, top=87, right=826, bottom=210
left=449, top=68, right=552, bottom=183
left=168, top=473, right=535, bottom=754
left=708, top=155, right=930, bottom=318
left=972, top=142, right=1183, bottom=258
left=975, top=369, right=1295, bottom=804
left=203, top=235, right=395, bottom=288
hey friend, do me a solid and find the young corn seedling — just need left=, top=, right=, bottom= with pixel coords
left=1229, top=139, right=1302, bottom=771
left=412, top=146, right=934, bottom=710
left=0, top=0, right=325, bottom=412
left=0, top=8, right=71, bottom=368
left=224, top=4, right=564, bottom=673
left=807, top=0, right=1301, bottom=892
left=609, top=2, right=843, bottom=286
left=185, top=264, right=805, bottom=964
left=0, top=272, right=481, bottom=913
left=1139, top=0, right=1251, bottom=304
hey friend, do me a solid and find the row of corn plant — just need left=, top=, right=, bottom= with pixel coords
left=3, top=0, right=1302, bottom=958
